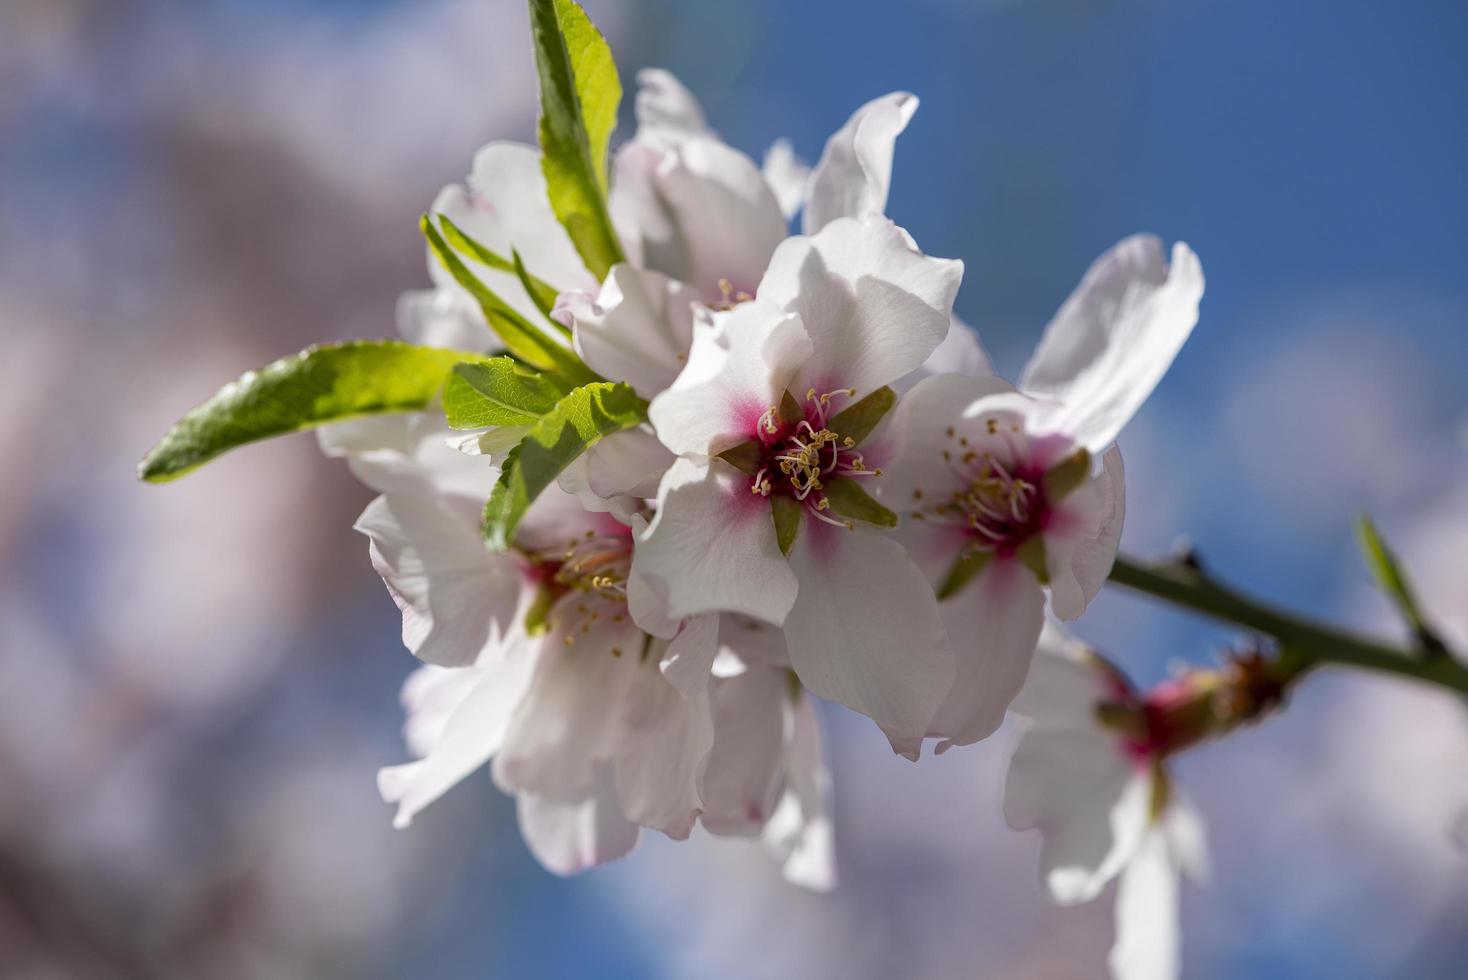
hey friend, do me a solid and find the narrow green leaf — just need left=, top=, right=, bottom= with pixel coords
left=718, top=440, right=764, bottom=476
left=823, top=477, right=897, bottom=528
left=442, top=358, right=572, bottom=429
left=483, top=382, right=647, bottom=549
left=772, top=496, right=803, bottom=556
left=827, top=386, right=895, bottom=446
left=528, top=0, right=625, bottom=280
left=937, top=547, right=995, bottom=599
left=512, top=248, right=567, bottom=332
left=138, top=341, right=479, bottom=483
left=437, top=216, right=567, bottom=334
left=1042, top=448, right=1092, bottom=502
left=422, top=215, right=597, bottom=385
left=1356, top=515, right=1448, bottom=656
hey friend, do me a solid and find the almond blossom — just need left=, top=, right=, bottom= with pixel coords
left=882, top=235, right=1204, bottom=750
left=1003, top=624, right=1208, bottom=980
left=634, top=213, right=962, bottom=754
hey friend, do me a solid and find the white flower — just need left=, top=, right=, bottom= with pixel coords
left=634, top=213, right=962, bottom=755
left=704, top=623, right=837, bottom=891
left=1003, top=624, right=1208, bottom=980
left=362, top=482, right=720, bottom=868
left=882, top=235, right=1204, bottom=750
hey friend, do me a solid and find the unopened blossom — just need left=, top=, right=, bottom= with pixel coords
left=634, top=213, right=962, bottom=754
left=1004, top=624, right=1208, bottom=980
left=882, top=235, right=1204, bottom=750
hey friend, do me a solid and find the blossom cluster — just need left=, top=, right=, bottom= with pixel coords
left=330, top=62, right=1203, bottom=969
left=138, top=4, right=1210, bottom=976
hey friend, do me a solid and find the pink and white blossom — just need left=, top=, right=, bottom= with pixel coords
left=1004, top=624, right=1208, bottom=980
left=883, top=235, right=1203, bottom=750
left=635, top=213, right=963, bottom=754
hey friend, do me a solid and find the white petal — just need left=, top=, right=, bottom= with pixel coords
left=1004, top=733, right=1150, bottom=904
left=492, top=600, right=644, bottom=797
left=895, top=316, right=993, bottom=393
left=396, top=288, right=489, bottom=352
left=319, top=414, right=499, bottom=505
left=1108, top=825, right=1182, bottom=980
left=762, top=138, right=810, bottom=221
left=398, top=663, right=481, bottom=759
left=803, top=92, right=918, bottom=235
left=880, top=371, right=1021, bottom=507
left=377, top=650, right=535, bottom=828
left=613, top=663, right=714, bottom=839
left=632, top=68, right=709, bottom=148
left=1020, top=237, right=1204, bottom=452
left=763, top=692, right=837, bottom=891
left=564, top=265, right=699, bottom=400
left=1046, top=445, right=1125, bottom=621
left=783, top=524, right=954, bottom=753
left=1163, top=794, right=1210, bottom=885
left=702, top=664, right=790, bottom=837
left=433, top=142, right=595, bottom=314
left=929, top=559, right=1046, bottom=751
left=648, top=302, right=812, bottom=457
left=1009, top=621, right=1124, bottom=726
left=657, top=612, right=721, bottom=695
left=617, top=136, right=788, bottom=302
left=717, top=613, right=792, bottom=669
left=634, top=457, right=799, bottom=624
left=354, top=495, right=524, bottom=667
left=556, top=427, right=672, bottom=521
left=759, top=215, right=962, bottom=397
left=516, top=765, right=640, bottom=876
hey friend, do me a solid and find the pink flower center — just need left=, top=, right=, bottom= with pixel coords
left=915, top=421, right=1051, bottom=558
left=748, top=388, right=879, bottom=528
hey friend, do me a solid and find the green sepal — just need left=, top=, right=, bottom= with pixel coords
left=138, top=340, right=482, bottom=483
left=1017, top=535, right=1050, bottom=584
left=513, top=248, right=567, bottom=332
left=1042, top=448, right=1092, bottom=503
left=779, top=390, right=804, bottom=424
left=1355, top=514, right=1448, bottom=656
left=827, top=386, right=895, bottom=446
left=718, top=440, right=764, bottom=476
left=442, top=358, right=573, bottom=430
left=528, top=0, right=626, bottom=280
left=422, top=215, right=596, bottom=385
left=772, top=496, right=803, bottom=556
left=823, top=477, right=897, bottom=528
left=482, top=381, right=647, bottom=550
left=937, top=547, right=995, bottom=600
left=523, top=583, right=557, bottom=636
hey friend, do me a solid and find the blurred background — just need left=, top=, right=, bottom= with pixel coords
left=2, top=0, right=1465, bottom=976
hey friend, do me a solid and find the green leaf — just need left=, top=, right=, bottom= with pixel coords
left=1042, top=448, right=1092, bottom=502
left=138, top=341, right=480, bottom=483
left=483, top=382, right=647, bottom=549
left=442, top=358, right=573, bottom=429
left=437, top=215, right=567, bottom=335
left=422, top=215, right=597, bottom=385
left=827, top=386, right=895, bottom=446
left=528, top=0, right=625, bottom=280
left=823, top=477, right=897, bottom=528
left=937, top=547, right=995, bottom=600
left=772, top=496, right=803, bottom=556
left=1356, top=515, right=1448, bottom=656
left=718, top=440, right=764, bottom=476
left=512, top=248, right=567, bottom=332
